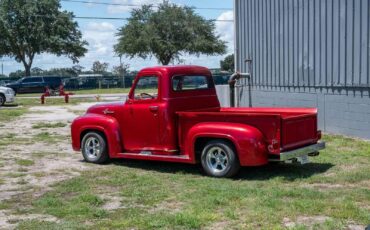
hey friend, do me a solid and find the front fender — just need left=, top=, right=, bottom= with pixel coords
left=185, top=122, right=268, bottom=166
left=71, top=114, right=122, bottom=157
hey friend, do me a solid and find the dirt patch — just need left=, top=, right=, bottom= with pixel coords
left=100, top=194, right=122, bottom=211
left=346, top=222, right=367, bottom=230
left=0, top=102, right=101, bottom=228
left=283, top=216, right=366, bottom=229
left=302, top=181, right=370, bottom=191
left=0, top=210, right=59, bottom=230
left=203, top=220, right=231, bottom=230
left=283, top=216, right=330, bottom=228
left=148, top=199, right=184, bottom=214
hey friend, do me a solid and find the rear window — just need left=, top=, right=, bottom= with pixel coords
left=172, top=75, right=212, bottom=91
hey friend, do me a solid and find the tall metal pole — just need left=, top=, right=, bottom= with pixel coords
left=245, top=58, right=253, bottom=107
left=119, top=55, right=125, bottom=88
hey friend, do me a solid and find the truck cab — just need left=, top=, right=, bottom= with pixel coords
left=71, top=65, right=325, bottom=177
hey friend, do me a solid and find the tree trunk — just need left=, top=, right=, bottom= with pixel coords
left=24, top=63, right=31, bottom=77
left=21, top=53, right=35, bottom=77
left=160, top=55, right=172, bottom=65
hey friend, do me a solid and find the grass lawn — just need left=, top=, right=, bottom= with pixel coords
left=2, top=135, right=368, bottom=229
left=0, top=100, right=369, bottom=229
left=18, top=88, right=131, bottom=97
left=69, top=88, right=131, bottom=95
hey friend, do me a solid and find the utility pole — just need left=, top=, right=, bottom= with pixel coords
left=119, top=55, right=125, bottom=88
left=1, top=58, right=3, bottom=76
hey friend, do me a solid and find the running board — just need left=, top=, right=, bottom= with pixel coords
left=118, top=152, right=194, bottom=164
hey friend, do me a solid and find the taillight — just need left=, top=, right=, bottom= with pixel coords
left=272, top=139, right=279, bottom=149
left=268, top=128, right=281, bottom=154
left=268, top=139, right=280, bottom=153
left=317, top=130, right=322, bottom=140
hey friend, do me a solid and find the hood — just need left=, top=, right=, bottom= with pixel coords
left=0, top=86, right=12, bottom=91
left=86, top=102, right=123, bottom=116
left=5, top=82, right=18, bottom=87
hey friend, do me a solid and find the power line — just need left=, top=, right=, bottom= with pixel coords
left=73, top=16, right=233, bottom=22
left=30, top=14, right=233, bottom=22
left=61, top=0, right=233, bottom=11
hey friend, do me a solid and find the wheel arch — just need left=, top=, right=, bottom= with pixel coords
left=186, top=122, right=269, bottom=166
left=194, top=137, right=237, bottom=163
left=71, top=114, right=123, bottom=157
left=80, top=129, right=107, bottom=148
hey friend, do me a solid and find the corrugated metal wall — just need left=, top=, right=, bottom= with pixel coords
left=234, top=0, right=370, bottom=89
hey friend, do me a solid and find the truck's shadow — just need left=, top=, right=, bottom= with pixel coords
left=110, top=160, right=333, bottom=181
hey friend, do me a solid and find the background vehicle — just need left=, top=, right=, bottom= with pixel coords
left=71, top=66, right=325, bottom=177
left=0, top=86, right=15, bottom=106
left=6, top=76, right=62, bottom=94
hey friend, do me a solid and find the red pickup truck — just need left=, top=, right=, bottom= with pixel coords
left=71, top=65, right=325, bottom=177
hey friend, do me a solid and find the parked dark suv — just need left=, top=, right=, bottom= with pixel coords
left=6, top=76, right=63, bottom=94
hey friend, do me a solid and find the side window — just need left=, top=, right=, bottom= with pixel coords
left=133, top=76, right=158, bottom=100
left=172, top=75, right=211, bottom=91
left=22, top=78, right=35, bottom=83
left=23, top=77, right=43, bottom=83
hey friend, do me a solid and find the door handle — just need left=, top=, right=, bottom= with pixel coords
left=149, top=106, right=159, bottom=113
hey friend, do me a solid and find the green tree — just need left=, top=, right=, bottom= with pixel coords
left=220, top=54, right=234, bottom=72
left=92, top=61, right=109, bottom=74
left=31, top=67, right=44, bottom=76
left=115, top=1, right=226, bottom=65
left=112, top=63, right=129, bottom=76
left=0, top=0, right=88, bottom=76
left=9, top=70, right=25, bottom=78
left=72, top=65, right=85, bottom=74
left=43, top=67, right=78, bottom=77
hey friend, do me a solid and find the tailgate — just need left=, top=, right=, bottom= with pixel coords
left=281, top=114, right=318, bottom=151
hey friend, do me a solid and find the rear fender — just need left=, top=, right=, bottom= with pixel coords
left=71, top=114, right=122, bottom=158
left=185, top=122, right=268, bottom=166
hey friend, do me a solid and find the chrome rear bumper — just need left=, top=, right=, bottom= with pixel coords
left=279, top=142, right=325, bottom=161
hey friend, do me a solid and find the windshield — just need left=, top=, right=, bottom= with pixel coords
left=16, top=78, right=25, bottom=83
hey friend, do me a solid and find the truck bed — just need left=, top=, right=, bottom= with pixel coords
left=177, top=107, right=319, bottom=154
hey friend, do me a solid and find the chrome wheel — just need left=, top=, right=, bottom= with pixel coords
left=84, top=136, right=102, bottom=160
left=201, top=140, right=240, bottom=178
left=205, top=146, right=229, bottom=173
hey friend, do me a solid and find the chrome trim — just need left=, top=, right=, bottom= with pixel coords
left=164, top=149, right=179, bottom=153
left=103, top=108, right=114, bottom=115
left=279, top=142, right=325, bottom=161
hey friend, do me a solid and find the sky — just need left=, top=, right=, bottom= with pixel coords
left=1, top=0, right=234, bottom=75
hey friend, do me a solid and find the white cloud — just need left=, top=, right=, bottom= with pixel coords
left=215, top=10, right=234, bottom=54
left=87, top=22, right=115, bottom=31
left=107, top=0, right=162, bottom=14
left=83, top=22, right=117, bottom=57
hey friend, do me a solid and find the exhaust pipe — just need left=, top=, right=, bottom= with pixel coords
left=228, top=59, right=252, bottom=107
left=228, top=72, right=240, bottom=108
left=228, top=72, right=251, bottom=107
